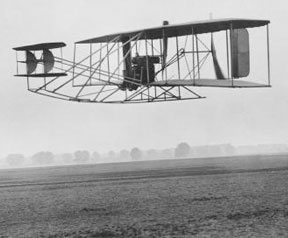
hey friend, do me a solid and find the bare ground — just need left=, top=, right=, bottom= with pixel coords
left=1, top=154, right=288, bottom=237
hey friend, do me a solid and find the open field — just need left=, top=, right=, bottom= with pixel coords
left=1, top=154, right=288, bottom=237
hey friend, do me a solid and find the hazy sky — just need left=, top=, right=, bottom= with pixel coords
left=0, top=0, right=288, bottom=158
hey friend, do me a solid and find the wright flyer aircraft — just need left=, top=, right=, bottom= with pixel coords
left=13, top=18, right=271, bottom=103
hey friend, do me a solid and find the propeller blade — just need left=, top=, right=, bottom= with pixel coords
left=211, top=35, right=225, bottom=80
left=26, top=51, right=37, bottom=74
left=43, top=49, right=55, bottom=73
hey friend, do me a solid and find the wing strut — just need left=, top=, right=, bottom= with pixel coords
left=162, top=21, right=169, bottom=78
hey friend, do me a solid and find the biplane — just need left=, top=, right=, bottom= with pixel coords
left=13, top=18, right=271, bottom=103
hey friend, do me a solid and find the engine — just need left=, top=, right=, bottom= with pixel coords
left=120, top=55, right=160, bottom=91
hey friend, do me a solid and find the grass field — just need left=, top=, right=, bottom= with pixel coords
left=1, top=154, right=288, bottom=237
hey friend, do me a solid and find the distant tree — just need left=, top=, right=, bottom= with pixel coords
left=61, top=153, right=74, bottom=164
left=107, top=151, right=116, bottom=161
left=31, top=151, right=54, bottom=165
left=74, top=150, right=90, bottom=163
left=146, top=149, right=160, bottom=160
left=91, top=151, right=101, bottom=162
left=119, top=149, right=130, bottom=161
left=6, top=154, right=25, bottom=167
left=223, top=144, right=236, bottom=156
left=130, top=147, right=142, bottom=161
left=175, top=142, right=190, bottom=158
left=159, top=149, right=174, bottom=160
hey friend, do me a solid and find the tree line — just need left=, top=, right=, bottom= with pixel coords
left=3, top=142, right=236, bottom=168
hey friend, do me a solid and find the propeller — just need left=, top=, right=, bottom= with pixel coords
left=43, top=49, right=55, bottom=73
left=26, top=51, right=37, bottom=74
left=24, top=50, right=55, bottom=75
left=211, top=34, right=225, bottom=80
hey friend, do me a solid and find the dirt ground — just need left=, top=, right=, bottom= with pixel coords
left=1, top=154, right=288, bottom=237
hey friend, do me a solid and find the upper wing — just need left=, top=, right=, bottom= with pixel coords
left=76, top=18, right=270, bottom=44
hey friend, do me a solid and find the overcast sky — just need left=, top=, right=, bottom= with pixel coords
left=0, top=0, right=287, bottom=158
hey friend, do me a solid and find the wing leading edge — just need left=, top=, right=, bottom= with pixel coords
left=77, top=18, right=270, bottom=44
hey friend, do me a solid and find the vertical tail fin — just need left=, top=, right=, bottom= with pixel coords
left=231, top=28, right=250, bottom=78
